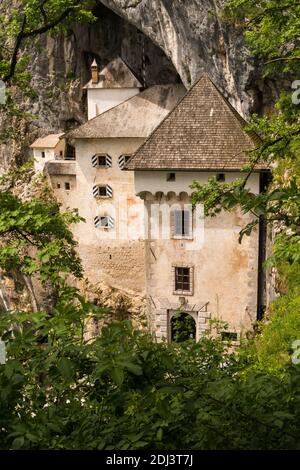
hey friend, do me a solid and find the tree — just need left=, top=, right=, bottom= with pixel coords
left=0, top=0, right=95, bottom=85
left=0, top=0, right=95, bottom=144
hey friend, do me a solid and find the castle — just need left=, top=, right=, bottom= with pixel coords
left=30, top=58, right=268, bottom=342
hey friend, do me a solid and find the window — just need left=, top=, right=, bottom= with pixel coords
left=65, top=182, right=70, bottom=190
left=167, top=172, right=176, bottom=182
left=118, top=155, right=132, bottom=169
left=65, top=144, right=76, bottom=160
left=57, top=183, right=61, bottom=189
left=41, top=151, right=45, bottom=158
left=94, top=215, right=114, bottom=229
left=59, top=151, right=63, bottom=157
left=93, top=184, right=113, bottom=198
left=175, top=267, right=191, bottom=293
left=221, top=332, right=238, bottom=342
left=216, top=173, right=225, bottom=182
left=173, top=209, right=191, bottom=238
left=92, top=154, right=112, bottom=168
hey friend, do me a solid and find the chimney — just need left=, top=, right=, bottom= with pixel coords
left=91, top=59, right=99, bottom=84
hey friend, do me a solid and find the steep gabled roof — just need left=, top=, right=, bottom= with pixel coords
left=83, top=57, right=142, bottom=89
left=67, top=84, right=186, bottom=139
left=125, top=74, right=264, bottom=171
left=30, top=133, right=64, bottom=149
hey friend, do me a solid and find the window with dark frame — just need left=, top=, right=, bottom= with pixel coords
left=167, top=172, right=176, bottom=182
left=98, top=186, right=108, bottom=197
left=65, top=182, right=70, bottom=190
left=216, top=173, right=225, bottom=182
left=175, top=267, right=190, bottom=292
left=174, top=209, right=191, bottom=237
left=57, top=183, right=61, bottom=189
left=98, top=155, right=108, bottom=167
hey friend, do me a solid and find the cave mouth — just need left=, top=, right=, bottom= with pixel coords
left=171, top=312, right=196, bottom=343
left=80, top=2, right=182, bottom=88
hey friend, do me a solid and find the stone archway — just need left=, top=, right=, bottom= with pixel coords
left=170, top=311, right=196, bottom=342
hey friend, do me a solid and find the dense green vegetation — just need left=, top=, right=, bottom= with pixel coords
left=0, top=0, right=300, bottom=450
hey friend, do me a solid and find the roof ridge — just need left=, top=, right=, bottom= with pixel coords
left=124, top=76, right=204, bottom=167
left=125, top=74, right=264, bottom=171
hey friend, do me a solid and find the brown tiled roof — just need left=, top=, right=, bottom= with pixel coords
left=67, top=84, right=186, bottom=139
left=30, top=133, right=64, bottom=149
left=125, top=74, right=264, bottom=171
left=44, top=161, right=76, bottom=176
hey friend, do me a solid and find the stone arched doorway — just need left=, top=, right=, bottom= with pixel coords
left=170, top=312, right=196, bottom=342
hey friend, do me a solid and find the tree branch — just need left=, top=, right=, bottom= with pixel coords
left=265, top=57, right=300, bottom=65
left=3, top=15, right=27, bottom=82
left=3, top=6, right=76, bottom=83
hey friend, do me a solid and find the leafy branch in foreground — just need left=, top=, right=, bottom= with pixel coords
left=0, top=191, right=84, bottom=286
left=0, top=0, right=95, bottom=85
left=223, top=0, right=300, bottom=75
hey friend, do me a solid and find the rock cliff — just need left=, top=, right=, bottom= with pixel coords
left=1, top=0, right=281, bottom=170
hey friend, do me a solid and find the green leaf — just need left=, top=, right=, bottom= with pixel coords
left=111, top=367, right=124, bottom=386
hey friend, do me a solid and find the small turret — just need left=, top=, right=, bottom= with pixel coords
left=84, top=57, right=142, bottom=120
left=91, top=59, right=99, bottom=85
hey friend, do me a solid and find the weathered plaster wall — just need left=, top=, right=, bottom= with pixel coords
left=135, top=170, right=260, bottom=195
left=33, top=140, right=65, bottom=172
left=49, top=137, right=147, bottom=294
left=87, top=87, right=140, bottom=119
left=139, top=172, right=260, bottom=340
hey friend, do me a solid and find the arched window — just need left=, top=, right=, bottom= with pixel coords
left=170, top=312, right=196, bottom=342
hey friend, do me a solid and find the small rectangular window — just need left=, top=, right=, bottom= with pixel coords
left=173, top=209, right=192, bottom=238
left=167, top=172, right=176, bottom=182
left=94, top=215, right=114, bottom=229
left=119, top=155, right=132, bottom=169
left=41, top=151, right=45, bottom=158
left=93, top=184, right=113, bottom=198
left=175, top=267, right=190, bottom=292
left=65, top=182, right=70, bottom=190
left=57, top=183, right=61, bottom=189
left=216, top=173, right=225, bottom=182
left=221, top=332, right=238, bottom=342
left=92, top=154, right=112, bottom=168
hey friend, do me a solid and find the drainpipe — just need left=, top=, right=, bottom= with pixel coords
left=257, top=171, right=271, bottom=320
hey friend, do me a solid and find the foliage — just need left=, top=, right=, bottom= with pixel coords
left=223, top=0, right=300, bottom=76
left=1, top=303, right=300, bottom=450
left=0, top=0, right=96, bottom=143
left=0, top=165, right=84, bottom=292
left=171, top=312, right=196, bottom=342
